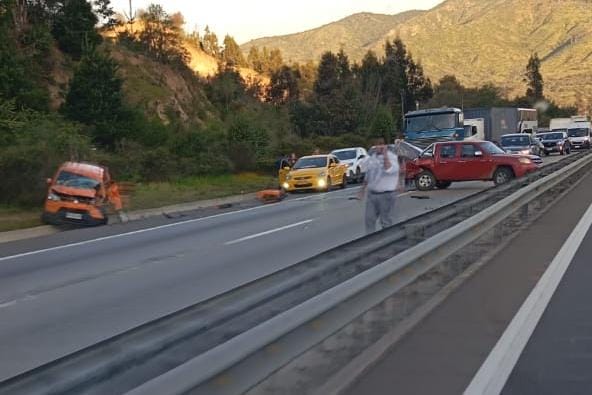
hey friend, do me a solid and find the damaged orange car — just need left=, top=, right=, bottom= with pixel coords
left=42, top=162, right=122, bottom=226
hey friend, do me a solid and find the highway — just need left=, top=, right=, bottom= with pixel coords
left=0, top=155, right=566, bottom=382
left=0, top=180, right=492, bottom=380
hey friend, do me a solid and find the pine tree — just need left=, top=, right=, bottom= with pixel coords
left=267, top=65, right=300, bottom=105
left=247, top=46, right=263, bottom=72
left=336, top=49, right=352, bottom=82
left=138, top=4, right=188, bottom=66
left=524, top=53, right=544, bottom=102
left=314, top=51, right=340, bottom=98
left=267, top=48, right=283, bottom=73
left=222, top=35, right=247, bottom=67
left=53, top=0, right=101, bottom=59
left=93, top=0, right=118, bottom=29
left=202, top=25, right=220, bottom=58
left=406, top=56, right=433, bottom=109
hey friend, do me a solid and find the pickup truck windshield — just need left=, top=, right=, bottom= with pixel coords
left=501, top=136, right=530, bottom=146
left=55, top=171, right=100, bottom=189
left=293, top=157, right=328, bottom=169
left=481, top=141, right=505, bottom=154
left=406, top=113, right=457, bottom=133
left=568, top=129, right=589, bottom=137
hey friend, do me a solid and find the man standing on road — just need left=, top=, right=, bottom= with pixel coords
left=360, top=138, right=400, bottom=233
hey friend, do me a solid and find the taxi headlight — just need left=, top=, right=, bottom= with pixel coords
left=519, top=157, right=532, bottom=164
left=282, top=182, right=290, bottom=189
left=317, top=178, right=327, bottom=187
left=47, top=192, right=61, bottom=201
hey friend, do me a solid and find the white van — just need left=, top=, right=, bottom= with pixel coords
left=567, top=121, right=592, bottom=149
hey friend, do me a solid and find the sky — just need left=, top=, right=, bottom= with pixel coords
left=111, top=0, right=445, bottom=44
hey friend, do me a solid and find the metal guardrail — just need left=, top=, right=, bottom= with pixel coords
left=128, top=152, right=592, bottom=395
left=1, top=153, right=589, bottom=395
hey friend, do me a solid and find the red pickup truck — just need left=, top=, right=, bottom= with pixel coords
left=406, top=141, right=540, bottom=191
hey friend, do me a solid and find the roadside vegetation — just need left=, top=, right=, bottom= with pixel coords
left=0, top=0, right=577, bottom=228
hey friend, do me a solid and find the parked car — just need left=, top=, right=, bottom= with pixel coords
left=42, top=162, right=122, bottom=226
left=406, top=141, right=540, bottom=191
left=500, top=133, right=544, bottom=157
left=282, top=155, right=347, bottom=192
left=330, top=147, right=368, bottom=183
left=539, top=131, right=571, bottom=155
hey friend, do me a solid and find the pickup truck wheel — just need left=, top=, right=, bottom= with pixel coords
left=493, top=167, right=513, bottom=186
left=355, top=167, right=362, bottom=183
left=415, top=171, right=436, bottom=191
left=436, top=181, right=452, bottom=189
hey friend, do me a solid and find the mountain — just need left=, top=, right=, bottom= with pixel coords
left=242, top=0, right=592, bottom=108
left=241, top=11, right=425, bottom=64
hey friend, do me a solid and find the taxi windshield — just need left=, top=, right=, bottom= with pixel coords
left=293, top=157, right=328, bottom=169
left=55, top=171, right=100, bottom=189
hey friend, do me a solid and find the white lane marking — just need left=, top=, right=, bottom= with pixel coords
left=0, top=188, right=358, bottom=263
left=464, top=202, right=592, bottom=395
left=224, top=219, right=314, bottom=246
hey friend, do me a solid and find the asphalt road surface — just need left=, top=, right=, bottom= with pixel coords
left=0, top=155, right=566, bottom=380
left=503, top=217, right=592, bottom=394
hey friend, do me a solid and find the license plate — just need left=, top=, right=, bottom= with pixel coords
left=65, top=212, right=83, bottom=220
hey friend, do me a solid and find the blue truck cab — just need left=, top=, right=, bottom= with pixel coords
left=404, top=108, right=465, bottom=148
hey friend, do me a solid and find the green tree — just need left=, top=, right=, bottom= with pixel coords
left=267, top=48, right=283, bottom=73
left=202, top=25, right=220, bottom=58
left=227, top=112, right=269, bottom=171
left=295, top=60, right=316, bottom=99
left=371, top=105, right=395, bottom=141
left=222, top=34, right=247, bottom=67
left=406, top=58, right=432, bottom=108
left=138, top=4, right=189, bottom=65
left=314, top=51, right=340, bottom=98
left=62, top=48, right=125, bottom=146
left=207, top=65, right=247, bottom=116
left=267, top=65, right=300, bottom=105
left=94, top=0, right=118, bottom=29
left=524, top=53, right=544, bottom=102
left=52, top=0, right=101, bottom=59
left=0, top=5, right=49, bottom=110
left=357, top=50, right=383, bottom=131
left=427, top=75, right=464, bottom=107
left=247, top=46, right=263, bottom=72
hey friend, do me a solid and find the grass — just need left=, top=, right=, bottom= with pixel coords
left=128, top=173, right=277, bottom=210
left=0, top=206, right=43, bottom=232
left=0, top=173, right=277, bottom=232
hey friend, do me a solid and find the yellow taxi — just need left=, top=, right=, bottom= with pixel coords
left=282, top=154, right=348, bottom=192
